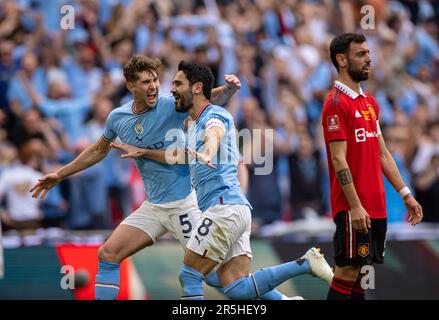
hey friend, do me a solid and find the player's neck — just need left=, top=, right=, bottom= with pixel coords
left=133, top=98, right=152, bottom=113
left=337, top=74, right=362, bottom=94
left=189, top=98, right=210, bottom=120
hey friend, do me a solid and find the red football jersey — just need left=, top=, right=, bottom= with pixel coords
left=322, top=81, right=386, bottom=219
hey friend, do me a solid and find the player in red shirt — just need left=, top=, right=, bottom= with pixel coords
left=322, top=33, right=423, bottom=300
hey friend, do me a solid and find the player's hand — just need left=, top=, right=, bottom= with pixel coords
left=187, top=147, right=216, bottom=169
left=404, top=194, right=423, bottom=226
left=110, top=142, right=144, bottom=159
left=29, top=173, right=61, bottom=200
left=224, top=74, right=241, bottom=92
left=350, top=206, right=371, bottom=235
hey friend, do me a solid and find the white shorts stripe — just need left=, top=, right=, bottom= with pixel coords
left=348, top=211, right=353, bottom=258
left=95, top=283, right=119, bottom=290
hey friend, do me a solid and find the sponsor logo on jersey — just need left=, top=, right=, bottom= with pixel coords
left=355, top=128, right=378, bottom=142
left=355, top=128, right=366, bottom=142
left=327, top=115, right=340, bottom=132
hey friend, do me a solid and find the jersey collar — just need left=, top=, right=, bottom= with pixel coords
left=194, top=103, right=211, bottom=122
left=334, top=81, right=367, bottom=99
left=132, top=101, right=153, bottom=115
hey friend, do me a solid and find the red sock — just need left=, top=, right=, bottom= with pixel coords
left=327, top=277, right=354, bottom=300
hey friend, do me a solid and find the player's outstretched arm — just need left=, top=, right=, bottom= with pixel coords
left=329, top=140, right=371, bottom=234
left=110, top=142, right=187, bottom=165
left=30, top=137, right=111, bottom=199
left=378, top=135, right=423, bottom=225
left=187, top=125, right=225, bottom=169
left=210, top=74, right=241, bottom=106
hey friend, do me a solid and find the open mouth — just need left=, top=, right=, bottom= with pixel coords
left=147, top=93, right=157, bottom=103
left=363, top=65, right=371, bottom=72
left=173, top=94, right=180, bottom=104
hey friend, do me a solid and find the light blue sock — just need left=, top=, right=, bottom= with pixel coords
left=205, top=272, right=287, bottom=300
left=223, top=259, right=310, bottom=300
left=95, top=261, right=120, bottom=300
left=204, top=272, right=223, bottom=289
left=179, top=264, right=205, bottom=300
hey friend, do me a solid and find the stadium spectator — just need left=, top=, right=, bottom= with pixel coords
left=412, top=121, right=439, bottom=222
left=240, top=97, right=283, bottom=227
left=7, top=51, right=47, bottom=118
left=289, top=132, right=325, bottom=219
left=0, top=141, right=44, bottom=233
left=81, top=97, right=133, bottom=226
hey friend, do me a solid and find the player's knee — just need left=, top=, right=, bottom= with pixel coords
left=335, top=265, right=361, bottom=281
left=98, top=244, right=120, bottom=263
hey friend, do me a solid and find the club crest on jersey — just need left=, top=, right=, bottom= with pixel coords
left=361, top=110, right=371, bottom=120
left=135, top=123, right=144, bottom=135
left=367, top=105, right=376, bottom=120
left=358, top=243, right=369, bottom=257
left=327, top=115, right=340, bottom=132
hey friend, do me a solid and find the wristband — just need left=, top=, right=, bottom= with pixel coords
left=225, top=85, right=235, bottom=94
left=398, top=186, right=411, bottom=198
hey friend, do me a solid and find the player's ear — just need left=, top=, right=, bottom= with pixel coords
left=193, top=82, right=202, bottom=95
left=336, top=53, right=347, bottom=69
left=127, top=81, right=134, bottom=92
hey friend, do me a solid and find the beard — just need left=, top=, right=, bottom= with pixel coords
left=347, top=62, right=369, bottom=82
left=175, top=92, right=194, bottom=113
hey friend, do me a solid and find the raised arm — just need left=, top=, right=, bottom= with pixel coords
left=30, top=137, right=111, bottom=199
left=210, top=75, right=241, bottom=106
left=329, top=140, right=371, bottom=234
left=378, top=134, right=423, bottom=225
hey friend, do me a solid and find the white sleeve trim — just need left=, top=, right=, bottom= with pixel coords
left=376, top=120, right=382, bottom=136
left=206, top=118, right=226, bottom=131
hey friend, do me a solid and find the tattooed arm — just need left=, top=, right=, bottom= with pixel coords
left=329, top=140, right=371, bottom=234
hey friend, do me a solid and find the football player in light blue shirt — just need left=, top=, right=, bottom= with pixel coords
left=30, top=55, right=242, bottom=300
left=173, top=62, right=333, bottom=300
left=112, top=61, right=334, bottom=300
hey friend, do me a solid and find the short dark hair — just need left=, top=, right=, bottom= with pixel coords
left=18, top=141, right=35, bottom=164
left=330, top=33, right=367, bottom=71
left=123, top=55, right=161, bottom=82
left=177, top=60, right=214, bottom=100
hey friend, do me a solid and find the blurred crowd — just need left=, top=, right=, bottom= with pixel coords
left=0, top=0, right=438, bottom=238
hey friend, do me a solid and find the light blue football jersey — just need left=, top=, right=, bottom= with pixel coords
left=187, top=104, right=251, bottom=212
left=103, top=95, right=192, bottom=204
